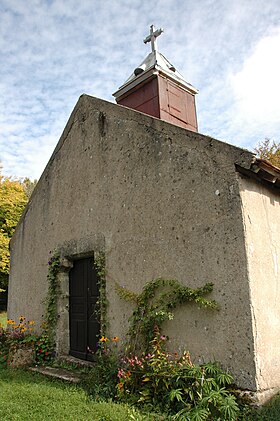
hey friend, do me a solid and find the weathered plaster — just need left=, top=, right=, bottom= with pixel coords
left=239, top=176, right=280, bottom=398
left=8, top=95, right=262, bottom=390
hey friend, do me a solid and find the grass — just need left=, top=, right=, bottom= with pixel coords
left=0, top=365, right=280, bottom=420
left=249, top=393, right=280, bottom=420
left=0, top=367, right=156, bottom=421
left=0, top=311, right=7, bottom=327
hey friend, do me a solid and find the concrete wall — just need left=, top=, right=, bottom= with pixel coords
left=239, top=177, right=280, bottom=396
left=9, top=95, right=257, bottom=389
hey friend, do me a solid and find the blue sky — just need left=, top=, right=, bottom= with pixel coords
left=1, top=0, right=280, bottom=180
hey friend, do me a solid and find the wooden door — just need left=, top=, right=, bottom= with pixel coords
left=69, top=256, right=100, bottom=360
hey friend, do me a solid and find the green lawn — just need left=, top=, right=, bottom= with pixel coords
left=0, top=366, right=280, bottom=420
left=0, top=368, right=149, bottom=421
left=0, top=311, right=7, bottom=327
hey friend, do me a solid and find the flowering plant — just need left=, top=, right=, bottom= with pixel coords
left=83, top=335, right=120, bottom=400
left=0, top=316, right=54, bottom=367
left=117, top=329, right=240, bottom=419
left=5, top=317, right=37, bottom=350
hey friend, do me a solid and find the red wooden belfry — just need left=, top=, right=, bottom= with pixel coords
left=113, top=25, right=198, bottom=132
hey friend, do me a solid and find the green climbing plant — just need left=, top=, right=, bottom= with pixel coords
left=45, top=251, right=61, bottom=343
left=94, top=251, right=108, bottom=336
left=116, top=278, right=219, bottom=352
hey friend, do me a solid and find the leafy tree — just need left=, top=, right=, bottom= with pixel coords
left=22, top=177, right=37, bottom=199
left=254, top=139, right=280, bottom=168
left=0, top=176, right=29, bottom=289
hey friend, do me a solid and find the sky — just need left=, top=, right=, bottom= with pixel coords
left=1, top=0, right=280, bottom=180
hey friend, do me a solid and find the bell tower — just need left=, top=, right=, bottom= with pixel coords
left=113, top=25, right=198, bottom=132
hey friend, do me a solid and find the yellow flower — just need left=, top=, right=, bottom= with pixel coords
left=99, top=336, right=109, bottom=342
left=112, top=336, right=120, bottom=342
left=28, top=320, right=35, bottom=325
left=7, top=319, right=15, bottom=325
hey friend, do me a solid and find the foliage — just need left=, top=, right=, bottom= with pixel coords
left=0, top=176, right=28, bottom=289
left=0, top=316, right=53, bottom=367
left=254, top=138, right=280, bottom=168
left=117, top=332, right=240, bottom=420
left=0, top=367, right=146, bottom=421
left=21, top=177, right=37, bottom=199
left=34, top=333, right=54, bottom=365
left=44, top=251, right=61, bottom=345
left=94, top=251, right=109, bottom=336
left=116, top=278, right=218, bottom=352
left=0, top=311, right=7, bottom=328
left=82, top=335, right=120, bottom=400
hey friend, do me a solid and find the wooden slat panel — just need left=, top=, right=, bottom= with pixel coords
left=69, top=256, right=100, bottom=361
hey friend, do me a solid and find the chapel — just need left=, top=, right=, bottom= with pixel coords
left=8, top=25, right=280, bottom=402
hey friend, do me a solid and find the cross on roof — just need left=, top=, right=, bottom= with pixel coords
left=143, top=25, right=164, bottom=52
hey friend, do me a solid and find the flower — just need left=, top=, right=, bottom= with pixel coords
left=99, top=336, right=109, bottom=343
left=28, top=321, right=35, bottom=325
left=112, top=336, right=119, bottom=342
left=7, top=319, right=15, bottom=325
left=117, top=382, right=124, bottom=391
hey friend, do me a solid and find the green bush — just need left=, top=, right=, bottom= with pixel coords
left=82, top=336, right=120, bottom=400
left=116, top=333, right=240, bottom=420
left=0, top=316, right=54, bottom=367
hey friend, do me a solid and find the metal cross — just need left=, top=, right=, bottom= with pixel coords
left=143, top=25, right=164, bottom=52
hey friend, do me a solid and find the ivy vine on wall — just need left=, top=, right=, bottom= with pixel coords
left=45, top=251, right=61, bottom=344
left=94, top=251, right=108, bottom=336
left=115, top=278, right=219, bottom=352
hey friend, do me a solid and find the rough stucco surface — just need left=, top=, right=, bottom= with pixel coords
left=239, top=176, right=280, bottom=393
left=9, top=95, right=259, bottom=389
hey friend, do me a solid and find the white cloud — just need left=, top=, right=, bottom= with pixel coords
left=231, top=28, right=280, bottom=125
left=1, top=0, right=280, bottom=179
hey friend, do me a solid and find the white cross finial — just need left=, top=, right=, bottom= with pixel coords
left=143, top=25, right=164, bottom=52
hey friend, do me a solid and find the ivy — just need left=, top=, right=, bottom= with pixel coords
left=45, top=251, right=61, bottom=344
left=94, top=251, right=108, bottom=336
left=115, top=278, right=219, bottom=352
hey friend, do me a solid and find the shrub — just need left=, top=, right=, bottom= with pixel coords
left=0, top=316, right=53, bottom=367
left=117, top=332, right=240, bottom=420
left=82, top=336, right=120, bottom=400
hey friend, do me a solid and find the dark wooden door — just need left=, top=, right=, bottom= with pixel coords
left=69, top=257, right=100, bottom=360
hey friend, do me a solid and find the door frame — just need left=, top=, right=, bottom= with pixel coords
left=54, top=234, right=105, bottom=358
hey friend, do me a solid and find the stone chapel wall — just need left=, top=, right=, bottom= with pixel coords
left=9, top=95, right=257, bottom=389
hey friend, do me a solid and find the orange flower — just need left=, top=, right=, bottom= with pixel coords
left=7, top=319, right=15, bottom=325
left=99, top=336, right=109, bottom=342
left=112, top=336, right=119, bottom=342
left=117, top=382, right=124, bottom=391
left=28, top=320, right=35, bottom=325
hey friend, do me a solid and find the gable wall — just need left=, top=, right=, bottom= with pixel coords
left=9, top=95, right=256, bottom=389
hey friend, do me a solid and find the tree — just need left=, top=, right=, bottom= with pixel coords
left=254, top=139, right=280, bottom=168
left=22, top=177, right=37, bottom=199
left=0, top=176, right=29, bottom=289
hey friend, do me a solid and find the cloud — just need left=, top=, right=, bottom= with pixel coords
left=1, top=0, right=280, bottom=179
left=230, top=28, right=280, bottom=124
